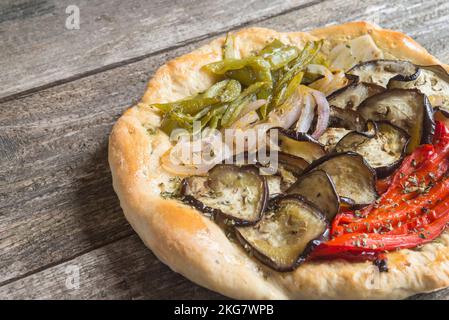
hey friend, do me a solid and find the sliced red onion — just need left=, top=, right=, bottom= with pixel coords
left=162, top=131, right=230, bottom=176
left=309, top=89, right=330, bottom=139
left=295, top=93, right=315, bottom=133
left=267, top=91, right=302, bottom=129
left=323, top=70, right=348, bottom=95
left=161, top=150, right=214, bottom=176
left=231, top=111, right=260, bottom=129
left=307, top=64, right=333, bottom=91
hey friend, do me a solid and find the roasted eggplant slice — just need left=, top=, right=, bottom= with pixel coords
left=327, top=81, right=385, bottom=111
left=357, top=88, right=435, bottom=153
left=329, top=106, right=367, bottom=131
left=287, top=170, right=339, bottom=221
left=347, top=60, right=420, bottom=87
left=318, top=127, right=352, bottom=152
left=335, top=121, right=410, bottom=177
left=278, top=152, right=309, bottom=176
left=302, top=152, right=378, bottom=207
left=266, top=153, right=308, bottom=197
left=181, top=165, right=267, bottom=225
left=388, top=65, right=449, bottom=111
left=279, top=129, right=326, bottom=163
left=236, top=195, right=328, bottom=271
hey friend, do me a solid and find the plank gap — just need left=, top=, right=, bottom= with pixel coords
left=0, top=233, right=134, bottom=288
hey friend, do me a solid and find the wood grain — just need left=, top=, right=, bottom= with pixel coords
left=2, top=0, right=449, bottom=299
left=0, top=0, right=318, bottom=100
left=0, top=41, right=207, bottom=285
left=0, top=235, right=227, bottom=299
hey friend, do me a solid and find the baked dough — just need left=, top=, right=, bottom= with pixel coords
left=108, top=21, right=449, bottom=299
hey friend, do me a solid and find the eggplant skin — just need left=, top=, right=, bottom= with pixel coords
left=235, top=194, right=329, bottom=272
left=347, top=59, right=420, bottom=87
left=388, top=64, right=449, bottom=111
left=329, top=105, right=367, bottom=131
left=264, top=153, right=306, bottom=198
left=357, top=88, right=435, bottom=153
left=302, top=152, right=378, bottom=208
left=180, top=165, right=268, bottom=226
left=277, top=152, right=309, bottom=176
left=335, top=121, right=410, bottom=178
left=286, top=170, right=340, bottom=221
left=279, top=129, right=323, bottom=144
left=339, top=196, right=356, bottom=207
left=181, top=194, right=222, bottom=218
left=278, top=129, right=326, bottom=163
left=327, top=81, right=385, bottom=111
left=370, top=121, right=410, bottom=177
left=318, top=127, right=353, bottom=152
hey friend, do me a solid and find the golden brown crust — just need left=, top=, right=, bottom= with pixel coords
left=109, top=21, right=449, bottom=299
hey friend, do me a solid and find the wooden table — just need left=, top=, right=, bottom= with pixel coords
left=1, top=0, right=449, bottom=299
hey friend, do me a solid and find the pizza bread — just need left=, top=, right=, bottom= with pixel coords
left=108, top=21, right=449, bottom=299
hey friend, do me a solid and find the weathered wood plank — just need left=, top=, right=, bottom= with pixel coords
left=0, top=235, right=226, bottom=299
left=0, top=41, right=207, bottom=285
left=0, top=0, right=318, bottom=100
left=2, top=0, right=449, bottom=299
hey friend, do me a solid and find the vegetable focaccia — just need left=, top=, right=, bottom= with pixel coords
left=109, top=21, right=449, bottom=299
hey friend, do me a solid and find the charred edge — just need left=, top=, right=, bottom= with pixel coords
left=347, top=59, right=421, bottom=82
left=327, top=80, right=385, bottom=106
left=373, top=257, right=389, bottom=273
left=279, top=128, right=323, bottom=145
left=422, top=94, right=436, bottom=145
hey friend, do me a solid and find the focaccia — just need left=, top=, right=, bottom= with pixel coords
left=109, top=21, right=449, bottom=299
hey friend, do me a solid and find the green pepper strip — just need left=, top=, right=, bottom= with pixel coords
left=260, top=39, right=299, bottom=71
left=200, top=104, right=226, bottom=126
left=151, top=97, right=220, bottom=115
left=202, top=79, right=242, bottom=102
left=160, top=116, right=178, bottom=135
left=154, top=79, right=242, bottom=134
left=208, top=115, right=220, bottom=130
left=204, top=56, right=272, bottom=86
left=221, top=82, right=268, bottom=127
left=223, top=33, right=237, bottom=59
left=271, top=40, right=323, bottom=109
left=152, top=79, right=241, bottom=117
left=283, top=72, right=304, bottom=102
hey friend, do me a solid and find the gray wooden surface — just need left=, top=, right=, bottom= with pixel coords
left=1, top=0, right=449, bottom=299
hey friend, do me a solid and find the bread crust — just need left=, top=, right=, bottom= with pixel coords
left=109, top=21, right=449, bottom=299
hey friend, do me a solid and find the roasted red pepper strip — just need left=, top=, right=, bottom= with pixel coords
left=313, top=122, right=449, bottom=260
left=313, top=208, right=449, bottom=256
left=333, top=177, right=449, bottom=235
left=371, top=123, right=449, bottom=209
